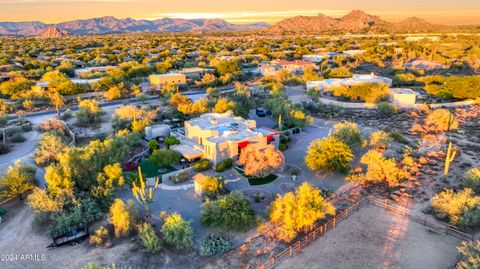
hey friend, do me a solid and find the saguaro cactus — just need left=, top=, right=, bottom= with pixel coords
left=444, top=142, right=457, bottom=177
left=132, top=166, right=159, bottom=217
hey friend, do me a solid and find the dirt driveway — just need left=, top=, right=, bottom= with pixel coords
left=278, top=205, right=461, bottom=269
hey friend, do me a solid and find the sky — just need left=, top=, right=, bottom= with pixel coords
left=0, top=0, right=479, bottom=25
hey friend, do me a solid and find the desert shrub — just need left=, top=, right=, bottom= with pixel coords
left=161, top=212, right=193, bottom=249
left=200, top=176, right=225, bottom=197
left=170, top=171, right=190, bottom=184
left=456, top=240, right=480, bottom=269
left=425, top=109, right=459, bottom=133
left=331, top=121, right=363, bottom=148
left=460, top=168, right=480, bottom=194
left=269, top=182, right=336, bottom=242
left=199, top=234, right=232, bottom=256
left=9, top=133, right=25, bottom=143
left=39, top=118, right=65, bottom=133
left=137, top=222, right=161, bottom=253
left=215, top=158, right=233, bottom=172
left=458, top=204, right=480, bottom=231
left=431, top=188, right=480, bottom=226
left=305, top=137, right=353, bottom=173
left=0, top=142, right=10, bottom=154
left=369, top=130, right=392, bottom=149
left=109, top=199, right=137, bottom=238
left=389, top=132, right=409, bottom=144
left=51, top=197, right=102, bottom=232
left=0, top=114, right=8, bottom=127
left=0, top=207, right=6, bottom=217
left=194, top=159, right=212, bottom=172
left=34, top=131, right=68, bottom=166
left=0, top=161, right=36, bottom=199
left=76, top=99, right=103, bottom=126
left=201, top=193, right=256, bottom=232
left=348, top=150, right=406, bottom=187
left=377, top=102, right=398, bottom=116
left=89, top=226, right=110, bottom=247
left=149, top=149, right=180, bottom=167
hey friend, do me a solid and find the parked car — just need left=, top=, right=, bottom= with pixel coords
left=256, top=108, right=266, bottom=117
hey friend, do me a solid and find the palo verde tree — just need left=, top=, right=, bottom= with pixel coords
left=305, top=137, right=353, bottom=173
left=269, top=182, right=336, bottom=242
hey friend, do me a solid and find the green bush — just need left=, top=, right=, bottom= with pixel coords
left=164, top=136, right=180, bottom=149
left=161, top=212, right=193, bottom=249
left=0, top=142, right=10, bottom=154
left=389, top=132, right=408, bottom=144
left=456, top=240, right=480, bottom=269
left=215, top=159, right=233, bottom=172
left=149, top=149, right=180, bottom=167
left=137, top=222, right=161, bottom=253
left=194, top=159, right=212, bottom=172
left=148, top=140, right=159, bottom=152
left=279, top=143, right=287, bottom=151
left=201, top=193, right=256, bottom=232
left=377, top=102, right=399, bottom=116
left=9, top=133, right=25, bottom=143
left=461, top=168, right=480, bottom=194
left=199, top=234, right=232, bottom=256
left=0, top=207, right=6, bottom=217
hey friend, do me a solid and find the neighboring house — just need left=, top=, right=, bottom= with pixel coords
left=390, top=88, right=417, bottom=107
left=149, top=73, right=187, bottom=89
left=258, top=64, right=280, bottom=77
left=405, top=35, right=440, bottom=42
left=302, top=52, right=342, bottom=63
left=404, top=60, right=444, bottom=70
left=270, top=59, right=317, bottom=74
left=74, top=66, right=116, bottom=77
left=343, top=50, right=366, bottom=57
left=36, top=78, right=101, bottom=88
left=179, top=67, right=214, bottom=80
left=306, top=73, right=393, bottom=91
left=172, top=111, right=280, bottom=164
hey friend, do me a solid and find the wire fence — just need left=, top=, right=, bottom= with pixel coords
left=258, top=196, right=474, bottom=269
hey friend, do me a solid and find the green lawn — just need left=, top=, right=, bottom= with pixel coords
left=234, top=167, right=278, bottom=186
left=139, top=160, right=176, bottom=178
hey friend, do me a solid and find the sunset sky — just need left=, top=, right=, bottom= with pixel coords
left=1, top=0, right=479, bottom=25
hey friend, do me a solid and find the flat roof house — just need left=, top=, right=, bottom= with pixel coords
left=173, top=111, right=280, bottom=164
left=306, top=73, right=392, bottom=91
left=149, top=73, right=187, bottom=89
left=390, top=88, right=417, bottom=107
left=270, top=59, right=317, bottom=74
left=179, top=67, right=214, bottom=80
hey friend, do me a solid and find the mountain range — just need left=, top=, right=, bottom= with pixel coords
left=268, top=10, right=476, bottom=34
left=1, top=10, right=478, bottom=36
left=0, top=16, right=269, bottom=36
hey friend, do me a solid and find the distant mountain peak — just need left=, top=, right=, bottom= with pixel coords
left=39, top=26, right=69, bottom=38
left=269, top=10, right=452, bottom=34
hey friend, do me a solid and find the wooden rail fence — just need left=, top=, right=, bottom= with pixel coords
left=258, top=196, right=474, bottom=269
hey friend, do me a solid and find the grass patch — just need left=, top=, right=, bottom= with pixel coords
left=234, top=166, right=278, bottom=186
left=139, top=160, right=176, bottom=178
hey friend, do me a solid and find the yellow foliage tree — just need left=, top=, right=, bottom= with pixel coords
left=269, top=182, right=336, bottom=242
